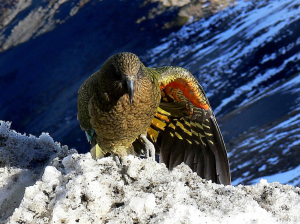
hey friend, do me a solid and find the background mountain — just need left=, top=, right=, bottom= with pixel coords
left=1, top=0, right=300, bottom=186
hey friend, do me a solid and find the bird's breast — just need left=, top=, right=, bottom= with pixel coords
left=90, top=80, right=161, bottom=150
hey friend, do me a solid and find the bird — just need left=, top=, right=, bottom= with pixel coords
left=77, top=52, right=231, bottom=185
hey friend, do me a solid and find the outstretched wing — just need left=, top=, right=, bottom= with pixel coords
left=147, top=66, right=231, bottom=185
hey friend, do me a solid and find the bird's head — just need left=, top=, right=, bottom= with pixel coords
left=111, top=52, right=141, bottom=104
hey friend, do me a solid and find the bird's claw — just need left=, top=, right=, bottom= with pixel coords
left=140, top=134, right=155, bottom=161
left=113, top=155, right=131, bottom=185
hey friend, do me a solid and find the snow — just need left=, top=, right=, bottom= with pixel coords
left=1, top=121, right=300, bottom=223
left=228, top=86, right=300, bottom=186
left=267, top=157, right=279, bottom=165
left=269, top=113, right=300, bottom=132
left=250, top=165, right=300, bottom=186
left=0, top=121, right=74, bottom=168
left=258, top=164, right=267, bottom=172
left=0, top=121, right=75, bottom=223
left=214, top=68, right=278, bottom=114
left=129, top=193, right=156, bottom=217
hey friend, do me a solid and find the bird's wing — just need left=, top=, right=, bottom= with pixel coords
left=77, top=72, right=98, bottom=140
left=147, top=66, right=231, bottom=185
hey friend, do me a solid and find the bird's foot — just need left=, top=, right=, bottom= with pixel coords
left=140, top=134, right=155, bottom=161
left=91, top=144, right=105, bottom=160
left=113, top=155, right=131, bottom=185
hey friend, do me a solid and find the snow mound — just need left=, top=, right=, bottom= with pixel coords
left=0, top=121, right=75, bottom=222
left=7, top=155, right=300, bottom=224
left=0, top=121, right=74, bottom=168
left=1, top=121, right=300, bottom=223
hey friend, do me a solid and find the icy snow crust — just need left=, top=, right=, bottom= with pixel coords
left=1, top=121, right=300, bottom=223
left=0, top=121, right=75, bottom=222
left=7, top=154, right=300, bottom=224
left=0, top=121, right=73, bottom=168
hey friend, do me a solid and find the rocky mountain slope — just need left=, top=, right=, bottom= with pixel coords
left=1, top=0, right=300, bottom=185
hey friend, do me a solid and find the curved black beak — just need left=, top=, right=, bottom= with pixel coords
left=126, top=79, right=134, bottom=104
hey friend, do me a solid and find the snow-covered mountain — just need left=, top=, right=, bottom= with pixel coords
left=1, top=0, right=300, bottom=191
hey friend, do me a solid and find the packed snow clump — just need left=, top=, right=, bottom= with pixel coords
left=8, top=154, right=300, bottom=224
left=0, top=121, right=74, bottom=168
left=0, top=121, right=75, bottom=222
left=1, top=121, right=300, bottom=223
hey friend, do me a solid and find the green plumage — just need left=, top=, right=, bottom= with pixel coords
left=77, top=53, right=161, bottom=157
left=77, top=52, right=231, bottom=185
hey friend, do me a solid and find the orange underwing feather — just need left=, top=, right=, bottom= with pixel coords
left=160, top=78, right=209, bottom=110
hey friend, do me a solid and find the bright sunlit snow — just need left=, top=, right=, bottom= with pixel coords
left=1, top=121, right=300, bottom=224
left=250, top=165, right=300, bottom=186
